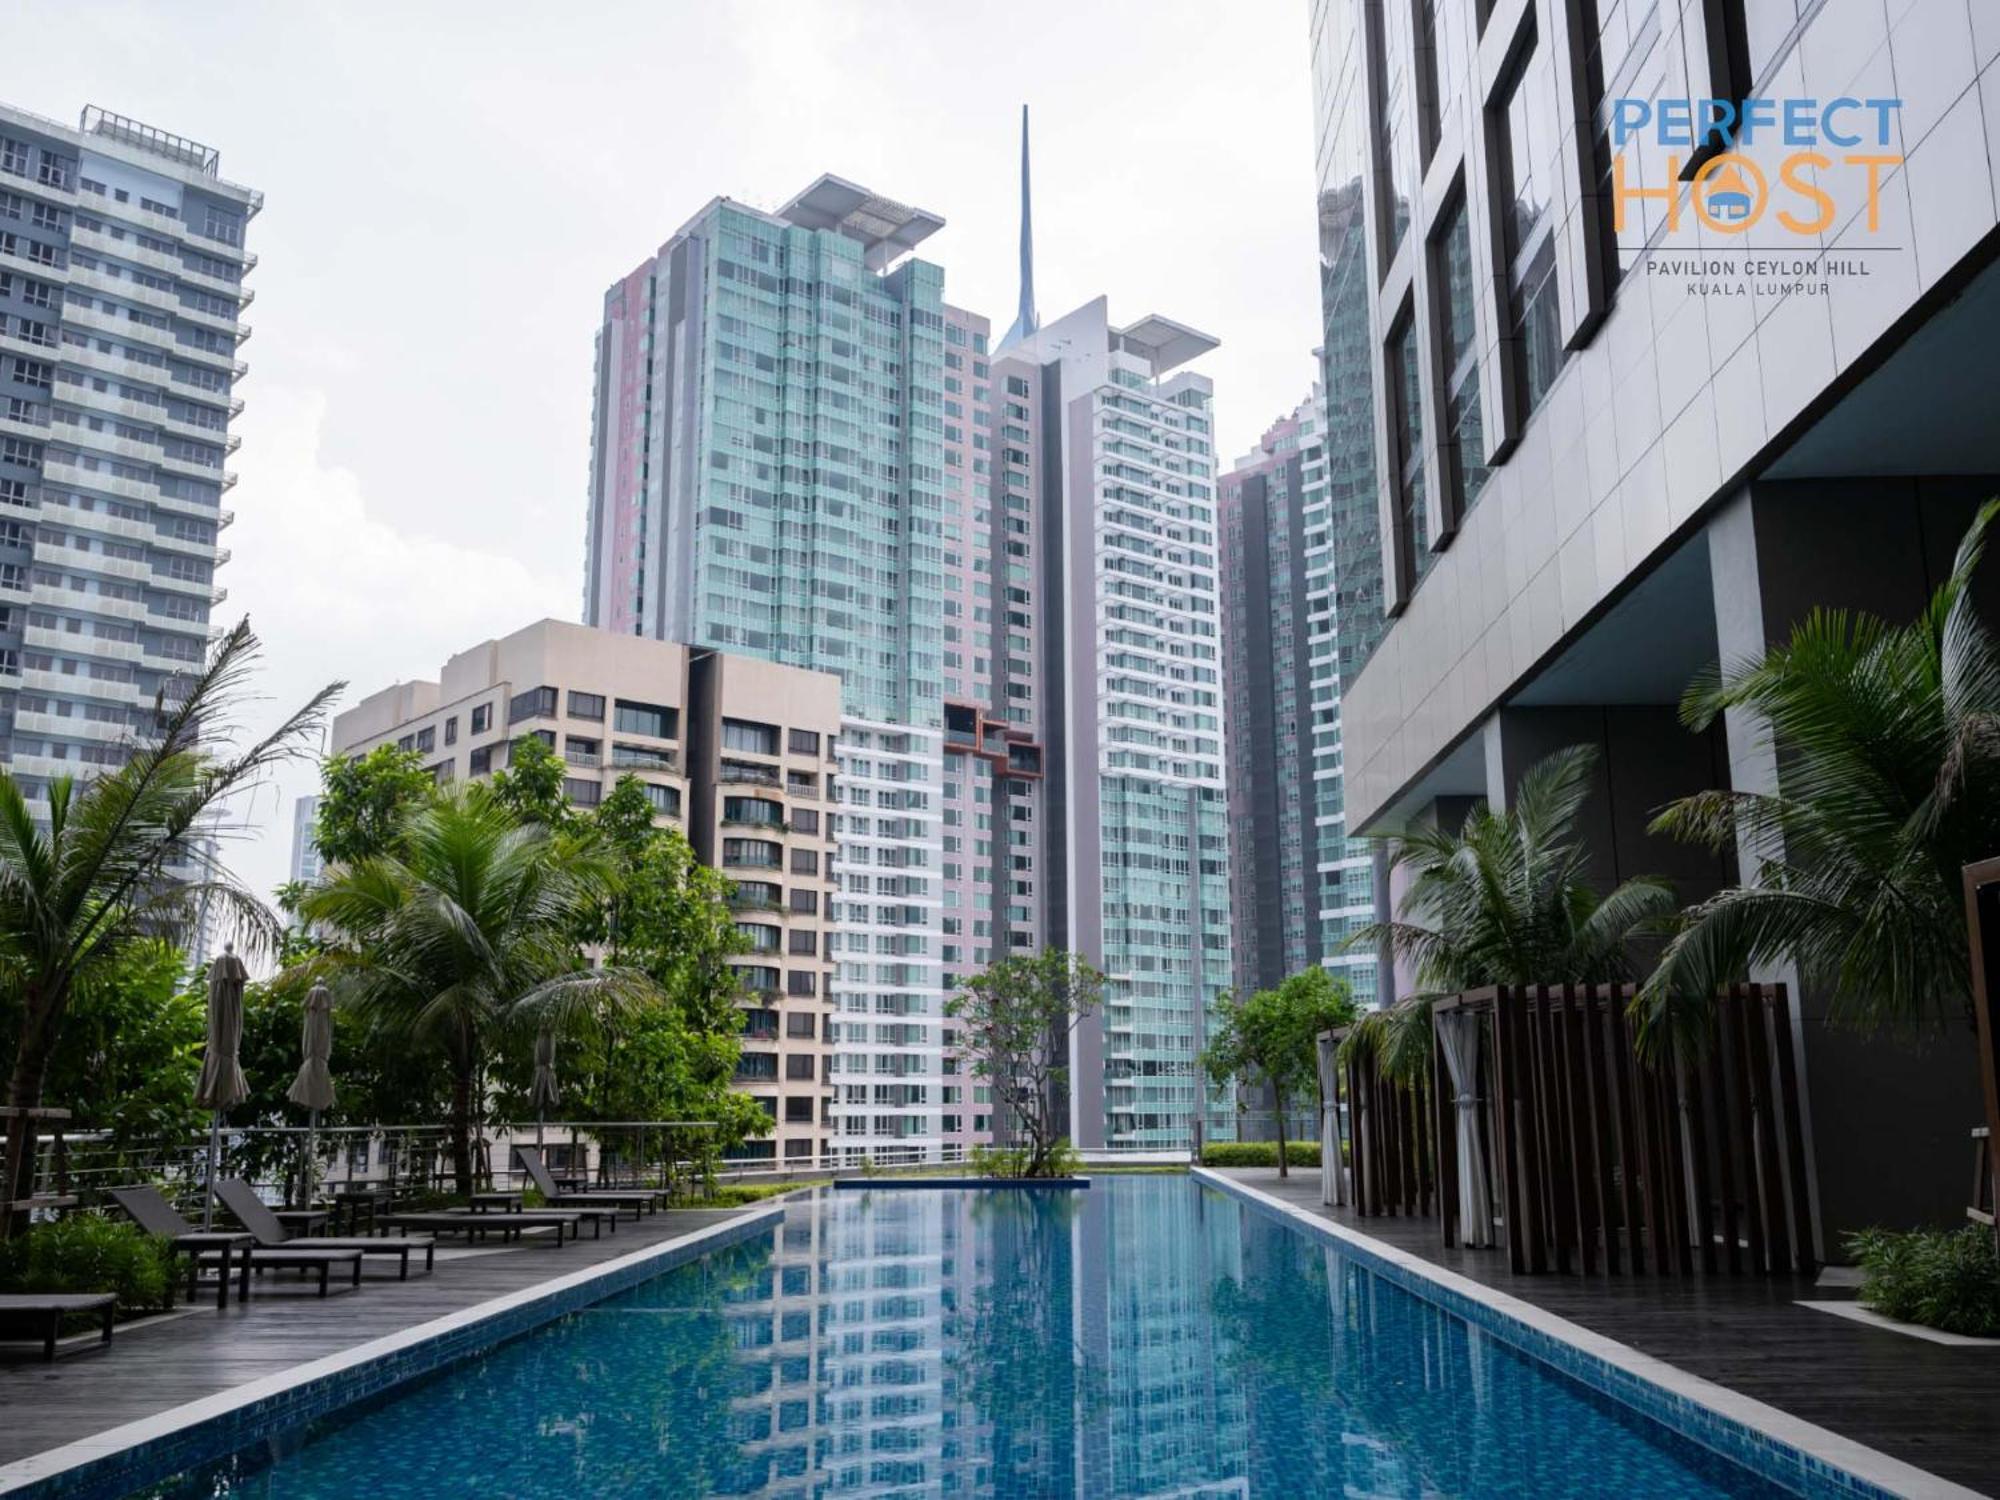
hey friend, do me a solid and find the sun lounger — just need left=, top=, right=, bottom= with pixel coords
left=378, top=1207, right=611, bottom=1244
left=515, top=1148, right=658, bottom=1219
left=0, top=1293, right=115, bottom=1360
left=215, top=1179, right=435, bottom=1278
left=108, top=1184, right=363, bottom=1301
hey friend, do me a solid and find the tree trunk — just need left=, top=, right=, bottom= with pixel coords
left=1274, top=1083, right=1290, bottom=1179
left=449, top=1065, right=474, bottom=1198
left=3, top=997, right=58, bottom=1240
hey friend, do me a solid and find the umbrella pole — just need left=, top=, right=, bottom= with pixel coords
left=203, top=1110, right=222, bottom=1230
left=303, top=1111, right=320, bottom=1210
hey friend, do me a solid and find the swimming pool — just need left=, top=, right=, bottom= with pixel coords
left=137, top=1176, right=1836, bottom=1497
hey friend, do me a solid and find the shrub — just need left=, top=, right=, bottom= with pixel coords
left=1846, top=1226, right=2000, bottom=1337
left=1200, top=1141, right=1322, bottom=1169
left=968, top=1139, right=1082, bottom=1179
left=0, top=1214, right=176, bottom=1316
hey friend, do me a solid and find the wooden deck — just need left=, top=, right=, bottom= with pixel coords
left=1219, top=1168, right=2000, bottom=1496
left=0, top=1206, right=749, bottom=1468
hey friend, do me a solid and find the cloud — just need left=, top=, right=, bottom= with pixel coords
left=215, top=383, right=576, bottom=905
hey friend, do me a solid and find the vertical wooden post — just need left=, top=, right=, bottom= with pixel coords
left=1961, top=860, right=2000, bottom=1257
left=1744, top=985, right=1790, bottom=1275
left=1433, top=1015, right=1459, bottom=1245
left=1766, top=986, right=1816, bottom=1274
left=1724, top=988, right=1769, bottom=1274
left=1490, top=991, right=1528, bottom=1273
left=1607, top=994, right=1646, bottom=1274
left=1583, top=987, right=1621, bottom=1273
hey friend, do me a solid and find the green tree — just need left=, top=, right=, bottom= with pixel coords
left=0, top=621, right=338, bottom=1234
left=490, top=734, right=571, bottom=828
left=948, top=948, right=1105, bottom=1178
left=298, top=784, right=645, bottom=1193
left=1202, top=966, right=1356, bottom=1177
left=1344, top=744, right=1676, bottom=1081
left=1637, top=499, right=2000, bottom=1055
left=34, top=941, right=206, bottom=1151
left=313, top=744, right=435, bottom=865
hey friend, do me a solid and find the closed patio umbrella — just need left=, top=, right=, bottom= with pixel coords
left=194, top=944, right=251, bottom=1229
left=529, top=1024, right=560, bottom=1154
left=286, top=983, right=336, bottom=1208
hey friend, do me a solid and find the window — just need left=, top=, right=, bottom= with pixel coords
left=787, top=728, right=820, bottom=756
left=568, top=690, right=605, bottom=721
left=723, top=795, right=785, bottom=828
left=565, top=735, right=600, bottom=764
left=736, top=965, right=779, bottom=994
left=789, top=888, right=819, bottom=916
left=640, top=781, right=681, bottom=816
left=443, top=716, right=458, bottom=746
left=508, top=685, right=557, bottom=724
left=786, top=978, right=817, bottom=1006
left=1498, top=32, right=1564, bottom=419
left=734, top=880, right=782, bottom=911
left=785, top=1055, right=817, bottom=1082
left=790, top=848, right=819, bottom=876
left=1430, top=193, right=1488, bottom=517
left=735, top=923, right=780, bottom=953
left=790, top=808, right=819, bottom=836
left=468, top=745, right=492, bottom=775
left=721, top=717, right=778, bottom=755
left=735, top=1051, right=778, bottom=1081
left=563, top=777, right=602, bottom=808
left=784, top=1097, right=815, bottom=1123
left=788, top=929, right=817, bottom=956
left=1387, top=311, right=1430, bottom=589
left=0, top=140, right=26, bottom=177
left=415, top=726, right=435, bottom=753
left=722, top=838, right=782, bottom=869
left=613, top=699, right=675, bottom=738
left=1369, top=0, right=1418, bottom=258
left=470, top=703, right=492, bottom=734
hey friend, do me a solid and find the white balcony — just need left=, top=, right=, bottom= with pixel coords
left=0, top=413, right=50, bottom=442
left=68, top=225, right=179, bottom=276
left=148, top=530, right=221, bottom=560
left=34, top=542, right=149, bottom=583
left=8, top=753, right=76, bottom=782
left=176, top=264, right=246, bottom=301
left=57, top=346, right=172, bottom=391
left=14, top=710, right=132, bottom=745
left=146, top=570, right=218, bottom=601
left=25, top=624, right=143, bottom=663
left=155, top=451, right=226, bottom=485
left=32, top=585, right=147, bottom=622
left=52, top=427, right=157, bottom=467
left=56, top=381, right=166, bottom=427
left=0, top=331, right=61, bottom=363
left=174, top=303, right=249, bottom=343
left=62, top=303, right=175, bottom=356
left=21, top=669, right=145, bottom=707
left=0, top=241, right=63, bottom=279
left=41, top=460, right=156, bottom=507
left=39, top=498, right=151, bottom=543
left=67, top=264, right=178, bottom=316
left=151, top=490, right=223, bottom=522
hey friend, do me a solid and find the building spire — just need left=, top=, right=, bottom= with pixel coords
left=999, top=105, right=1038, bottom=351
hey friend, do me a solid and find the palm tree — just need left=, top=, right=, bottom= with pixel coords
left=1343, top=744, right=1677, bottom=1079
left=0, top=621, right=340, bottom=1234
left=297, top=784, right=649, bottom=1194
left=1636, top=499, right=2000, bottom=1056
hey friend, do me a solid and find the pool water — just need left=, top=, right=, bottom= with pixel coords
left=149, top=1177, right=1799, bottom=1498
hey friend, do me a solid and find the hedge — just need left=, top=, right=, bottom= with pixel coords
left=1200, top=1141, right=1322, bottom=1169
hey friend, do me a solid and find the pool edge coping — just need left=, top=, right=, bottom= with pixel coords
left=0, top=1200, right=791, bottom=1498
left=1191, top=1167, right=1985, bottom=1500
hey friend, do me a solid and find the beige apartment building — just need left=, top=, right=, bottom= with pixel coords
left=328, top=618, right=842, bottom=1166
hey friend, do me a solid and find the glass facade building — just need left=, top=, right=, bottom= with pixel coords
left=1312, top=0, right=2000, bottom=1243
left=585, top=179, right=954, bottom=1160
left=0, top=103, right=255, bottom=820
left=1221, top=391, right=1376, bottom=1013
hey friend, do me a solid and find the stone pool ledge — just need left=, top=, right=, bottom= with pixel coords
left=0, top=1202, right=788, bottom=1500
left=833, top=1175, right=1090, bottom=1190
left=1193, top=1168, right=1982, bottom=1500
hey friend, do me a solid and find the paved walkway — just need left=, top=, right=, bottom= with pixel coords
left=0, top=1206, right=748, bottom=1467
left=1218, top=1168, right=2000, bottom=1495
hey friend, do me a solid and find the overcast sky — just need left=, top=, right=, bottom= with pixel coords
left=10, top=0, right=1323, bottom=905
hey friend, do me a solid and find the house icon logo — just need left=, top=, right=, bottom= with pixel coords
left=1701, top=159, right=1756, bottom=223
